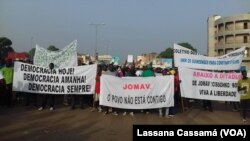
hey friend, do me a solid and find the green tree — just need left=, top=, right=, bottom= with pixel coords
left=158, top=48, right=173, bottom=58
left=0, top=37, right=14, bottom=60
left=0, top=37, right=12, bottom=48
left=47, top=45, right=59, bottom=51
left=28, top=48, right=36, bottom=59
left=158, top=42, right=196, bottom=58
left=178, top=42, right=197, bottom=52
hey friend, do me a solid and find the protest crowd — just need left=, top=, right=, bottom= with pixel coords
left=0, top=42, right=249, bottom=124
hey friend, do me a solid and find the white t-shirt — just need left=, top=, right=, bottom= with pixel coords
left=135, top=70, right=143, bottom=76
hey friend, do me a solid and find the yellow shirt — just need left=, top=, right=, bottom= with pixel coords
left=238, top=78, right=250, bottom=100
left=169, top=70, right=175, bottom=75
left=0, top=67, right=13, bottom=84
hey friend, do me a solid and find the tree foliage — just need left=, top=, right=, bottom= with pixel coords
left=0, top=37, right=12, bottom=48
left=158, top=48, right=173, bottom=58
left=47, top=45, right=59, bottom=51
left=178, top=42, right=197, bottom=52
left=0, top=37, right=14, bottom=60
left=158, top=42, right=197, bottom=58
left=28, top=48, right=36, bottom=59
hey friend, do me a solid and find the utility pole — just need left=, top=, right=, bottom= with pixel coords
left=89, top=23, right=105, bottom=61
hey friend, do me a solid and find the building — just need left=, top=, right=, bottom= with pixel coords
left=208, top=13, right=250, bottom=70
left=77, top=53, right=91, bottom=64
left=98, top=55, right=112, bottom=65
left=78, top=53, right=113, bottom=65
left=136, top=52, right=158, bottom=67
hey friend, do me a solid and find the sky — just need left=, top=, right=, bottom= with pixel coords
left=0, top=0, right=250, bottom=61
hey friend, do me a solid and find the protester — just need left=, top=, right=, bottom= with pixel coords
left=21, top=59, right=37, bottom=107
left=1, top=59, right=14, bottom=107
left=84, top=62, right=94, bottom=107
left=237, top=70, right=250, bottom=123
left=38, top=63, right=56, bottom=111
left=71, top=61, right=85, bottom=110
left=169, top=68, right=175, bottom=75
left=168, top=69, right=180, bottom=117
left=100, top=65, right=109, bottom=114
left=202, top=100, right=213, bottom=112
left=141, top=63, right=155, bottom=114
left=135, top=66, right=143, bottom=77
left=91, top=65, right=102, bottom=112
left=106, top=63, right=119, bottom=116
left=158, top=69, right=171, bottom=117
left=141, top=63, right=155, bottom=77
left=0, top=69, right=5, bottom=106
left=121, top=66, right=135, bottom=116
left=0, top=59, right=5, bottom=106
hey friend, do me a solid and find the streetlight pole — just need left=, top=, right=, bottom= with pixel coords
left=89, top=23, right=105, bottom=61
left=105, top=40, right=111, bottom=55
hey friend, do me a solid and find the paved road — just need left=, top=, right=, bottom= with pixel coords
left=0, top=101, right=249, bottom=141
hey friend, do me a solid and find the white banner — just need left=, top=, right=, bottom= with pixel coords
left=174, top=44, right=245, bottom=70
left=100, top=75, right=174, bottom=109
left=13, top=62, right=97, bottom=94
left=34, top=40, right=77, bottom=68
left=179, top=67, right=241, bottom=101
left=127, top=55, right=133, bottom=63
